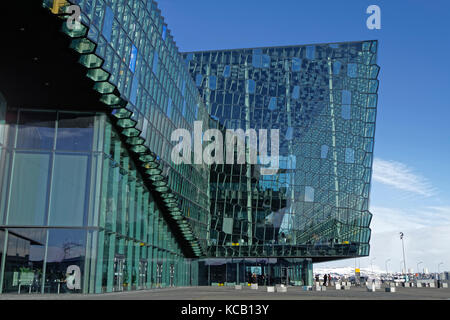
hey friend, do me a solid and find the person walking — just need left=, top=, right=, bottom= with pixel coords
left=323, top=274, right=328, bottom=286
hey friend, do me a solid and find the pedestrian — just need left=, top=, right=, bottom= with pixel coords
left=328, top=274, right=332, bottom=286
left=252, top=273, right=257, bottom=284
left=315, top=274, right=319, bottom=284
left=323, top=274, right=328, bottom=286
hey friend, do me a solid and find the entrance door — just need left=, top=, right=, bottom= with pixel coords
left=113, top=255, right=125, bottom=292
left=281, top=267, right=293, bottom=286
left=169, top=264, right=175, bottom=287
left=156, top=263, right=163, bottom=288
left=139, top=260, right=148, bottom=289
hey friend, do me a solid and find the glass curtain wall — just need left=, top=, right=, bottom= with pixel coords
left=0, top=109, right=194, bottom=294
left=200, top=258, right=313, bottom=287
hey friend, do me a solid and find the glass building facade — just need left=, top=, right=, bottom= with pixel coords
left=0, top=0, right=379, bottom=294
left=183, top=42, right=378, bottom=261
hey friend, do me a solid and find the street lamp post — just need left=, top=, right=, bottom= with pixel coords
left=400, top=232, right=407, bottom=274
left=385, top=259, right=391, bottom=275
left=437, top=262, right=444, bottom=285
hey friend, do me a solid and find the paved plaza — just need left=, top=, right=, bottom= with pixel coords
left=0, top=285, right=449, bottom=300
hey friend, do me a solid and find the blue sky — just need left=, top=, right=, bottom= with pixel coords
left=157, top=0, right=450, bottom=272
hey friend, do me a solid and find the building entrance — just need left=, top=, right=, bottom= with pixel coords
left=169, top=264, right=175, bottom=287
left=113, top=255, right=125, bottom=292
left=156, top=263, right=163, bottom=287
left=138, top=260, right=148, bottom=289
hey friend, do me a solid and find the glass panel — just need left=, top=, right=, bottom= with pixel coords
left=342, top=105, right=351, bottom=120
left=305, top=186, right=314, bottom=202
left=195, top=74, right=203, bottom=87
left=347, top=63, right=357, bottom=78
left=48, top=154, right=89, bottom=227
left=16, top=111, right=56, bottom=150
left=167, top=98, right=172, bottom=119
left=321, top=145, right=329, bottom=159
left=129, top=45, right=138, bottom=73
left=342, top=90, right=352, bottom=105
left=268, top=97, right=277, bottom=111
left=292, top=58, right=302, bottom=72
left=2, top=229, right=47, bottom=294
left=246, top=80, right=255, bottom=94
left=102, top=6, right=114, bottom=42
left=345, top=148, right=355, bottom=163
left=44, top=229, right=86, bottom=294
left=333, top=61, right=341, bottom=75
left=8, top=152, right=50, bottom=226
left=209, top=75, right=217, bottom=90
left=56, top=113, right=94, bottom=152
left=306, top=46, right=315, bottom=60
left=223, top=65, right=231, bottom=78
left=292, top=86, right=300, bottom=99
left=152, top=51, right=159, bottom=75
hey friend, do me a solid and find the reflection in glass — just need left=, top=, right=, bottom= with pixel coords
left=49, top=154, right=89, bottom=226
left=56, top=113, right=94, bottom=152
left=16, top=112, right=56, bottom=150
left=2, top=229, right=46, bottom=293
left=8, top=152, right=50, bottom=226
left=44, top=229, right=86, bottom=294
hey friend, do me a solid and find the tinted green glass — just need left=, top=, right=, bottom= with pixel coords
left=48, top=154, right=89, bottom=227
left=7, top=152, right=50, bottom=226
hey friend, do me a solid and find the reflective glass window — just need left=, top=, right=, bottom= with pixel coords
left=305, top=186, right=314, bottom=202
left=56, top=113, right=94, bottom=152
left=321, top=145, right=329, bottom=159
left=152, top=51, right=159, bottom=75
left=345, top=148, right=355, bottom=163
left=196, top=74, right=203, bottom=87
left=129, top=45, right=138, bottom=73
left=208, top=75, right=217, bottom=90
left=8, top=152, right=50, bottom=226
left=261, top=55, right=271, bottom=68
left=48, top=154, right=89, bottom=227
left=252, top=49, right=262, bottom=68
left=268, top=97, right=277, bottom=111
left=347, top=63, right=357, bottom=78
left=246, top=80, right=255, bottom=94
left=44, top=229, right=86, bottom=294
left=342, top=90, right=352, bottom=105
left=167, top=98, right=172, bottom=119
left=102, top=6, right=114, bottom=42
left=342, top=105, right=351, bottom=120
left=292, top=58, right=302, bottom=72
left=16, top=112, right=56, bottom=150
left=2, top=229, right=47, bottom=293
left=223, top=65, right=231, bottom=78
left=292, top=86, right=300, bottom=99
left=130, top=74, right=139, bottom=105
left=285, top=127, right=293, bottom=141
left=306, top=46, right=315, bottom=60
left=333, top=61, right=341, bottom=75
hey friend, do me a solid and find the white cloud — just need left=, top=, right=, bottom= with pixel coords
left=372, top=158, right=436, bottom=197
left=316, top=206, right=450, bottom=273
